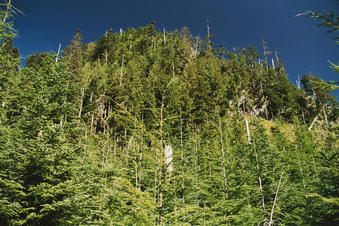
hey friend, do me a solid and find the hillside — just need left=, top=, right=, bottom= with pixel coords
left=0, top=3, right=338, bottom=225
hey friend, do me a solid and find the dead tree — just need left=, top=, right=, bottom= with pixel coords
left=55, top=43, right=61, bottom=63
left=262, top=39, right=272, bottom=71
left=164, top=145, right=173, bottom=174
left=207, top=19, right=211, bottom=45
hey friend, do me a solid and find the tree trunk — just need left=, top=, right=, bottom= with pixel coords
left=268, top=172, right=284, bottom=226
left=245, top=117, right=251, bottom=144
left=78, top=88, right=84, bottom=118
left=254, top=142, right=266, bottom=212
left=308, top=114, right=318, bottom=131
left=218, top=117, right=229, bottom=199
left=158, top=95, right=165, bottom=226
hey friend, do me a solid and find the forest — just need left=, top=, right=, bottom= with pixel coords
left=0, top=1, right=338, bottom=225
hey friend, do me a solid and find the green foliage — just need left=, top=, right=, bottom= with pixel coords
left=0, top=3, right=338, bottom=224
left=25, top=52, right=49, bottom=68
left=299, top=10, right=339, bottom=90
left=0, top=0, right=21, bottom=44
left=302, top=73, right=337, bottom=107
left=297, top=10, right=339, bottom=40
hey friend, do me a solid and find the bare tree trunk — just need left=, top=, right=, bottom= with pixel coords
left=163, top=28, right=166, bottom=43
left=55, top=43, right=61, bottom=63
left=323, top=107, right=328, bottom=126
left=297, top=154, right=307, bottom=197
left=138, top=144, right=143, bottom=190
left=99, top=134, right=110, bottom=211
left=158, top=95, right=165, bottom=226
left=274, top=50, right=279, bottom=65
left=120, top=56, right=124, bottom=86
left=206, top=19, right=211, bottom=45
left=268, top=172, right=284, bottom=226
left=245, top=117, right=251, bottom=144
left=105, top=30, right=108, bottom=63
left=218, top=117, right=229, bottom=199
left=133, top=138, right=139, bottom=188
left=308, top=114, right=318, bottom=131
left=90, top=91, right=94, bottom=132
left=254, top=143, right=266, bottom=212
left=262, top=39, right=271, bottom=71
left=78, top=88, right=84, bottom=118
left=180, top=111, right=185, bottom=204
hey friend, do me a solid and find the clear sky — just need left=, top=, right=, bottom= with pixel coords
left=12, top=0, right=339, bottom=93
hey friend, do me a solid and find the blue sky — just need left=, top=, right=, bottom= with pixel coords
left=12, top=0, right=339, bottom=93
